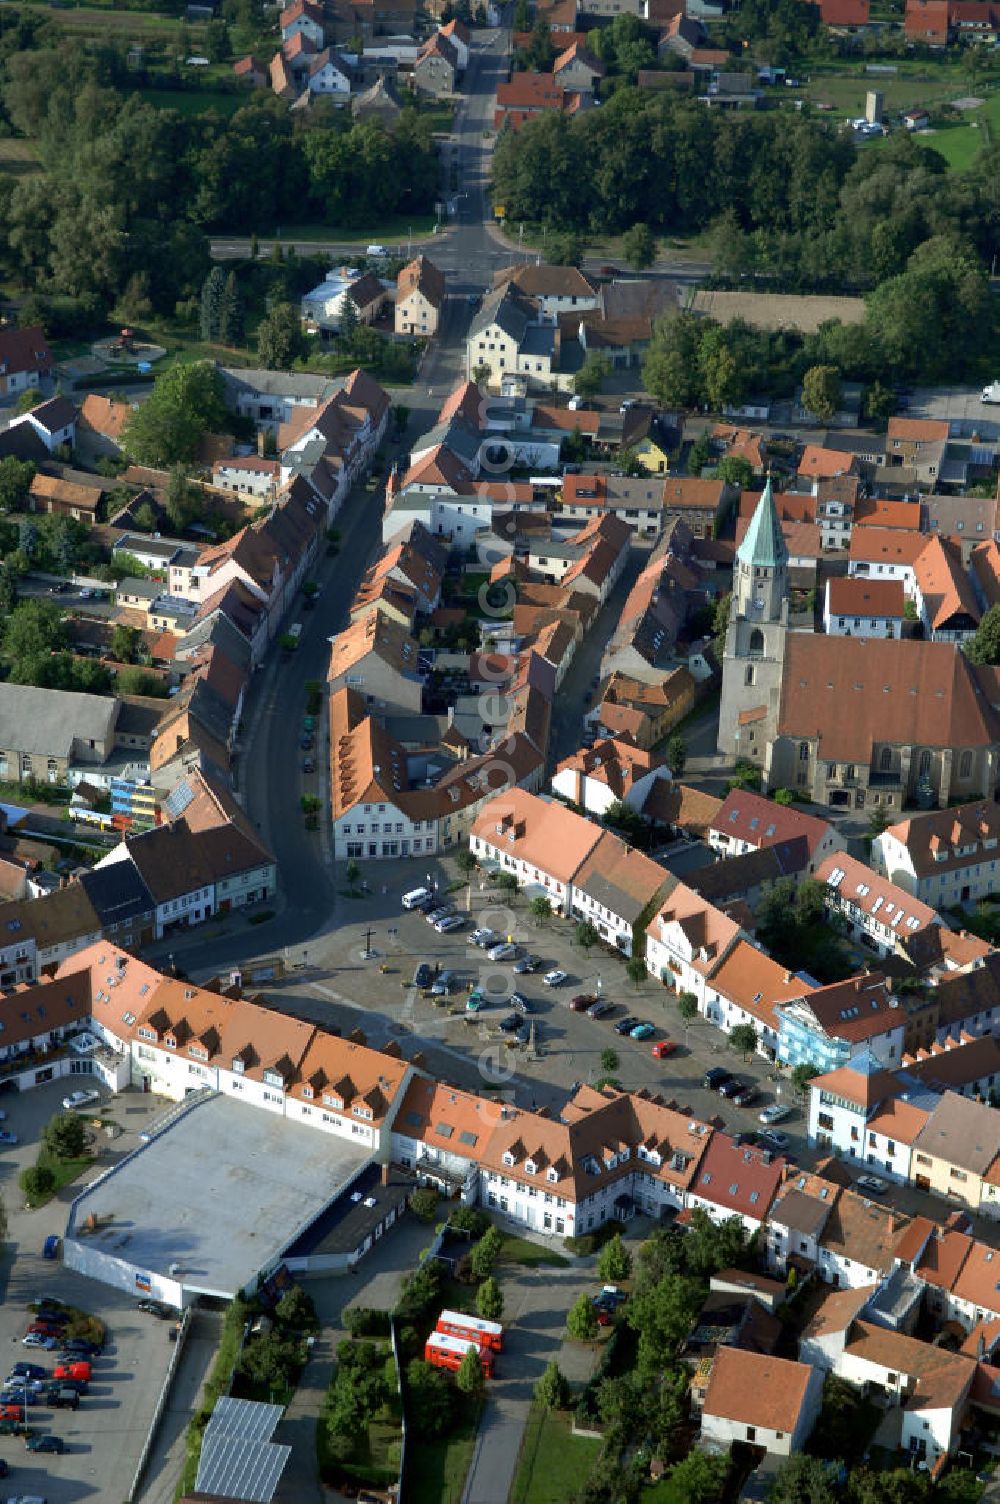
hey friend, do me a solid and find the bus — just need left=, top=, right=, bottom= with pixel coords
left=424, top=1331, right=495, bottom=1378
left=435, top=1309, right=504, bottom=1353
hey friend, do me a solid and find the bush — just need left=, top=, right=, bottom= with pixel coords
left=448, top=1206, right=491, bottom=1239
left=567, top=1292, right=599, bottom=1341
left=410, top=1186, right=441, bottom=1223
left=43, top=1112, right=89, bottom=1160
left=343, top=1306, right=392, bottom=1339
left=19, top=1164, right=56, bottom=1204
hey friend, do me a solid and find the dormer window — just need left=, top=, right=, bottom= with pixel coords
left=165, top=1034, right=176, bottom=1050
left=302, top=1085, right=313, bottom=1100
left=323, top=1093, right=344, bottom=1110
left=353, top=1104, right=373, bottom=1120
left=263, top=1069, right=285, bottom=1090
left=546, top=1167, right=558, bottom=1183
left=503, top=1150, right=516, bottom=1168
left=525, top=1158, right=537, bottom=1175
left=232, top=1057, right=244, bottom=1074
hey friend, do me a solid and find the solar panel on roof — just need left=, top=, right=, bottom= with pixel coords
left=196, top=1436, right=290, bottom=1503
left=163, top=778, right=195, bottom=820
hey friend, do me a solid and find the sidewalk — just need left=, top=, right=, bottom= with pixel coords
left=136, top=1309, right=223, bottom=1504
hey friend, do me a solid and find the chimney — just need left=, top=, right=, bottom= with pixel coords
left=381, top=1162, right=390, bottom=1187
left=979, top=1334, right=986, bottom=1361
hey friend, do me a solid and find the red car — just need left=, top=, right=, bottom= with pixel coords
left=569, top=994, right=597, bottom=1012
left=26, top=1322, right=61, bottom=1337
left=54, top=1361, right=91, bottom=1383
left=651, top=1040, right=678, bottom=1059
left=0, top=1404, right=23, bottom=1420
left=595, top=1307, right=612, bottom=1327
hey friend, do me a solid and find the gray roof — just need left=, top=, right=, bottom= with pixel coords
left=470, top=284, right=533, bottom=344
left=416, top=417, right=483, bottom=468
left=521, top=324, right=555, bottom=358
left=0, top=683, right=118, bottom=760
left=220, top=367, right=343, bottom=403
left=79, top=861, right=154, bottom=926
left=736, top=475, right=788, bottom=571
left=114, top=533, right=186, bottom=563
left=912, top=1089, right=1000, bottom=1177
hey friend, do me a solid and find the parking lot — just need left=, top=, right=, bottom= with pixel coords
left=249, top=861, right=811, bottom=1158
left=0, top=1079, right=193, bottom=1502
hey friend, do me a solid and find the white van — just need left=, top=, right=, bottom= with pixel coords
left=402, top=886, right=432, bottom=910
left=367, top=243, right=389, bottom=259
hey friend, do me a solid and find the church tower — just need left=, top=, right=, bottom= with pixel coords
left=717, top=476, right=789, bottom=758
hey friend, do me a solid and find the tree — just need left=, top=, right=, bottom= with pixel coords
left=19, top=1164, right=55, bottom=1204
left=469, top=1224, right=503, bottom=1281
left=682, top=1209, right=749, bottom=1278
left=0, top=567, right=17, bottom=617
left=409, top=1186, right=440, bottom=1223
left=628, top=1273, right=702, bottom=1371
left=596, top=1230, right=632, bottom=1283
left=456, top=849, right=477, bottom=875
left=123, top=362, right=227, bottom=466
left=574, top=352, right=611, bottom=399
left=530, top=895, right=552, bottom=924
left=165, top=467, right=202, bottom=533
left=626, top=957, right=646, bottom=988
left=566, top=1292, right=598, bottom=1341
left=14, top=387, right=42, bottom=416
left=17, top=519, right=37, bottom=560
left=0, top=457, right=35, bottom=513
left=534, top=1359, right=569, bottom=1410
left=600, top=1048, right=620, bottom=1075
left=603, top=800, right=645, bottom=842
left=575, top=919, right=598, bottom=950
left=677, top=991, right=698, bottom=1021
left=4, top=599, right=65, bottom=664
left=477, top=1275, right=503, bottom=1321
left=111, top=624, right=141, bottom=663
left=658, top=1447, right=729, bottom=1504
left=793, top=1058, right=818, bottom=1094
left=802, top=364, right=842, bottom=422
left=848, top=1468, right=931, bottom=1504
left=769, top=1454, right=838, bottom=1504
left=405, top=1358, right=453, bottom=1436
left=717, top=454, right=755, bottom=489
left=275, top=1285, right=318, bottom=1333
left=218, top=271, right=245, bottom=347
left=43, top=1112, right=90, bottom=1159
left=966, top=604, right=1000, bottom=666
left=729, top=1022, right=758, bottom=1058
left=622, top=222, right=656, bottom=270
left=200, top=265, right=227, bottom=342
left=117, top=667, right=168, bottom=697
left=472, top=362, right=492, bottom=386
left=456, top=1344, right=485, bottom=1398
left=666, top=733, right=686, bottom=775
left=257, top=302, right=308, bottom=370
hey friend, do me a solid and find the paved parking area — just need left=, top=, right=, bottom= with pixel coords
left=0, top=1080, right=188, bottom=1502
left=907, top=384, right=1000, bottom=438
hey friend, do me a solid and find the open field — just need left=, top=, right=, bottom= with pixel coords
left=511, top=1407, right=603, bottom=1504
left=0, top=137, right=42, bottom=178
left=691, top=290, right=866, bottom=332
left=0, top=0, right=205, bottom=33
left=136, top=86, right=245, bottom=116
left=912, top=91, right=1000, bottom=168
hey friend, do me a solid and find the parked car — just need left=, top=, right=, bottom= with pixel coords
left=9, top=1366, right=46, bottom=1382
left=487, top=943, right=518, bottom=962
left=651, top=1040, right=677, bottom=1058
left=758, top=1129, right=790, bottom=1151
left=703, top=1067, right=732, bottom=1091
left=543, top=970, right=568, bottom=987
left=436, top=914, right=466, bottom=933
left=61, top=1089, right=100, bottom=1111
left=718, top=1078, right=745, bottom=1100
left=47, top=1376, right=86, bottom=1394
left=301, top=757, right=315, bottom=774
left=511, top=994, right=533, bottom=1016
left=856, top=1174, right=888, bottom=1195
left=498, top=1014, right=520, bottom=1034
left=42, top=1236, right=60, bottom=1261
left=733, top=1086, right=758, bottom=1108
left=431, top=970, right=458, bottom=996
left=299, top=735, right=314, bottom=752
left=758, top=1103, right=793, bottom=1126
left=413, top=963, right=432, bottom=989
left=0, top=1390, right=38, bottom=1407
left=0, top=1417, right=25, bottom=1436
left=471, top=928, right=498, bottom=948
left=425, top=907, right=453, bottom=926
left=25, top=1324, right=60, bottom=1339
left=587, top=1001, right=613, bottom=1020
left=0, top=1131, right=17, bottom=1145
left=614, top=1016, right=640, bottom=1036
left=465, top=991, right=486, bottom=1013
left=60, top=1335, right=101, bottom=1354
left=48, top=1387, right=79, bottom=1410
left=53, top=1362, right=91, bottom=1382
left=514, top=1022, right=532, bottom=1046
left=20, top=1336, right=55, bottom=1351
left=630, top=1021, right=655, bottom=1041
left=570, top=994, right=597, bottom=1012
left=26, top=1431, right=66, bottom=1452
left=513, top=955, right=539, bottom=974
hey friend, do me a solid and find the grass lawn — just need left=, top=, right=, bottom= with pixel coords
left=499, top=1234, right=570, bottom=1269
left=511, top=1406, right=603, bottom=1504
left=212, top=215, right=439, bottom=246
left=133, top=87, right=245, bottom=117
left=0, top=138, right=42, bottom=180
left=406, top=1399, right=483, bottom=1504
left=0, top=1, right=206, bottom=34
left=29, top=1148, right=96, bottom=1206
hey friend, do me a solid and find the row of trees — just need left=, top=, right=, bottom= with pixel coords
left=493, top=89, right=997, bottom=298
left=641, top=233, right=994, bottom=405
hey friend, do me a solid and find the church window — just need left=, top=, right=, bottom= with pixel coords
left=799, top=742, right=809, bottom=762
left=745, top=665, right=754, bottom=686
left=748, top=628, right=764, bottom=656
left=960, top=750, right=973, bottom=778
left=918, top=751, right=931, bottom=778
left=880, top=747, right=892, bottom=772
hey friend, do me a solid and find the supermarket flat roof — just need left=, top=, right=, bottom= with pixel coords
left=68, top=1095, right=372, bottom=1298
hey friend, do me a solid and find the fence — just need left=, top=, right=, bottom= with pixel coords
left=127, top=1306, right=193, bottom=1502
